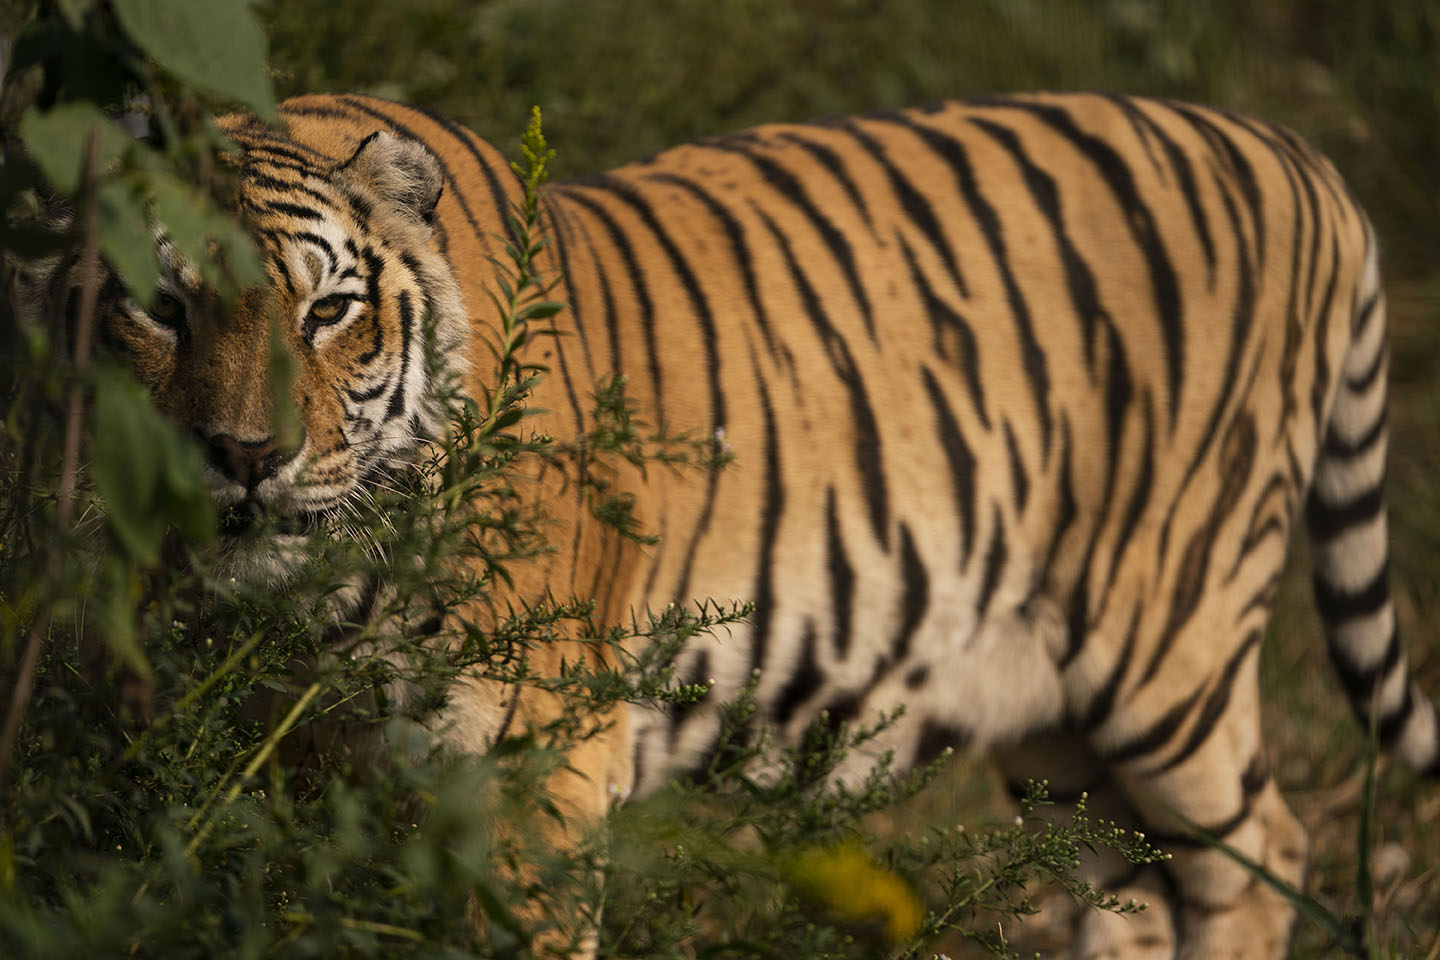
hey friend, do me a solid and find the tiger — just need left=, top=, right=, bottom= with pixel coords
left=59, top=90, right=1438, bottom=958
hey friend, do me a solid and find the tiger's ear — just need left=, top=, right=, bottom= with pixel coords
left=336, top=131, right=444, bottom=225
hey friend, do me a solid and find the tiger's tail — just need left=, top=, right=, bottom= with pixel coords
left=1307, top=235, right=1440, bottom=773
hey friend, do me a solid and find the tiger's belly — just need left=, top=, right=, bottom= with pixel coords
left=623, top=461, right=1077, bottom=795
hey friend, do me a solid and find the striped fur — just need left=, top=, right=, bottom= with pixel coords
left=85, top=92, right=1436, bottom=958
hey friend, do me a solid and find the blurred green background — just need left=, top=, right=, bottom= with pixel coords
left=265, top=1, right=1440, bottom=955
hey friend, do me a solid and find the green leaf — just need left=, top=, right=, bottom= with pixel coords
left=96, top=179, right=160, bottom=302
left=145, top=171, right=263, bottom=293
left=517, top=300, right=565, bottom=321
left=89, top=169, right=263, bottom=307
left=92, top=364, right=214, bottom=566
left=111, top=0, right=276, bottom=117
left=93, top=366, right=164, bottom=565
left=18, top=102, right=143, bottom=194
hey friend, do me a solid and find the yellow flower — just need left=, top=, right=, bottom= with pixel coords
left=787, top=844, right=926, bottom=945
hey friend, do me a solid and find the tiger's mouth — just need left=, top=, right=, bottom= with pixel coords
left=218, top=498, right=325, bottom=538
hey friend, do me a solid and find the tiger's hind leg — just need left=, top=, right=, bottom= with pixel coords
left=997, top=733, right=1177, bottom=960
left=1087, top=624, right=1309, bottom=960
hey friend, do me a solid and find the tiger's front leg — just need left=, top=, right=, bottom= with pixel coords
left=447, top=669, right=635, bottom=958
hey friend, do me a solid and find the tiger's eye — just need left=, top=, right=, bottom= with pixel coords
left=306, top=295, right=349, bottom=326
left=150, top=290, right=186, bottom=328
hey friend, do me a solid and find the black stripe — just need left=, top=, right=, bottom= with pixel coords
left=1103, top=682, right=1206, bottom=765
left=975, top=504, right=1007, bottom=621
left=1103, top=94, right=1216, bottom=285
left=1154, top=167, right=1258, bottom=565
left=644, top=172, right=780, bottom=361
left=580, top=176, right=728, bottom=601
left=1144, top=798, right=1256, bottom=848
left=350, top=248, right=388, bottom=366
left=1077, top=603, right=1141, bottom=731
left=1377, top=684, right=1415, bottom=745
left=920, top=367, right=976, bottom=569
left=1003, top=420, right=1029, bottom=514
left=288, top=230, right=340, bottom=274
left=1319, top=414, right=1388, bottom=460
left=1329, top=619, right=1401, bottom=702
left=244, top=142, right=323, bottom=169
left=705, top=139, right=877, bottom=339
left=1058, top=568, right=1090, bottom=669
left=970, top=115, right=1110, bottom=370
left=1352, top=290, right=1381, bottom=340
left=747, top=368, right=785, bottom=678
left=268, top=251, right=296, bottom=297
left=754, top=203, right=891, bottom=549
left=515, top=204, right=584, bottom=439
left=825, top=487, right=857, bottom=660
left=874, top=111, right=1052, bottom=455
left=1142, top=411, right=1258, bottom=686
left=1035, top=417, right=1077, bottom=587
left=1227, top=473, right=1291, bottom=584
left=354, top=304, right=384, bottom=366
left=773, top=622, right=823, bottom=729
left=1309, top=235, right=1341, bottom=428
left=997, top=100, right=1184, bottom=431
left=1155, top=630, right=1262, bottom=773
left=1306, top=485, right=1384, bottom=541
left=553, top=187, right=666, bottom=425
left=894, top=523, right=930, bottom=661
left=1271, top=137, right=1308, bottom=426
left=340, top=187, right=373, bottom=226
left=543, top=201, right=599, bottom=381
left=777, top=130, right=876, bottom=232
left=1345, top=339, right=1387, bottom=395
left=346, top=381, right=386, bottom=403
left=667, top=650, right=712, bottom=739
left=1290, top=135, right=1326, bottom=352
left=257, top=200, right=326, bottom=223
left=1101, top=93, right=1165, bottom=178
left=915, top=720, right=970, bottom=767
left=240, top=171, right=325, bottom=202
left=560, top=208, right=623, bottom=379
left=1313, top=562, right=1390, bottom=622
left=1164, top=102, right=1266, bottom=269
left=841, top=119, right=968, bottom=297
left=384, top=288, right=414, bottom=419
left=898, top=237, right=987, bottom=428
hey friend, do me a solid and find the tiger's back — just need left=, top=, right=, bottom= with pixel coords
left=208, top=92, right=1438, bottom=958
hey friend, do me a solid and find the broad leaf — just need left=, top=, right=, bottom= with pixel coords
left=146, top=171, right=263, bottom=294
left=19, top=102, right=141, bottom=194
left=112, top=0, right=276, bottom=117
left=96, top=180, right=160, bottom=303
left=92, top=364, right=214, bottom=567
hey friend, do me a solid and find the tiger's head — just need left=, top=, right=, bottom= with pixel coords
left=72, top=126, right=470, bottom=582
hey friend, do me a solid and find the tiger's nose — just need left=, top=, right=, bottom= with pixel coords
left=200, top=432, right=298, bottom=489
